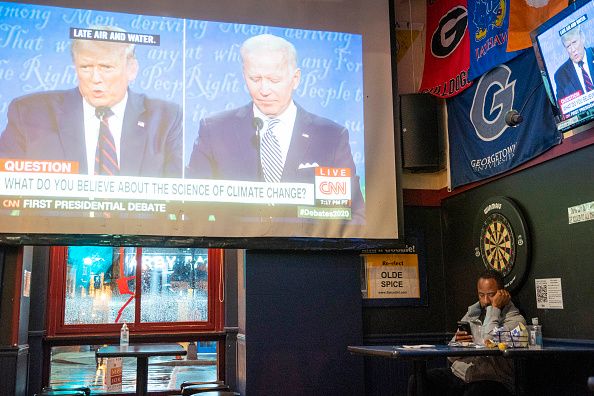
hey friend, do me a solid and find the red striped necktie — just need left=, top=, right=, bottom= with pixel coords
left=94, top=107, right=120, bottom=176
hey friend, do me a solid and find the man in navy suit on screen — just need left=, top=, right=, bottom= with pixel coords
left=554, top=26, right=594, bottom=105
left=0, top=26, right=183, bottom=178
left=186, top=34, right=364, bottom=219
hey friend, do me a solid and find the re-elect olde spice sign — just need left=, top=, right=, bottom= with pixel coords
left=365, top=254, right=420, bottom=299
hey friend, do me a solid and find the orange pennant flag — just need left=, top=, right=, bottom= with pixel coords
left=507, top=0, right=567, bottom=52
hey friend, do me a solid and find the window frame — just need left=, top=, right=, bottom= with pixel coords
left=46, top=246, right=224, bottom=337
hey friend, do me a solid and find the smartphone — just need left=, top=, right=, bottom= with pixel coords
left=457, top=321, right=471, bottom=333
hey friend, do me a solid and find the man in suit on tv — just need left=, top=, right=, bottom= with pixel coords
left=186, top=34, right=364, bottom=219
left=0, top=26, right=183, bottom=178
left=554, top=26, right=594, bottom=104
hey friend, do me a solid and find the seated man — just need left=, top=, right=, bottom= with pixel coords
left=409, top=269, right=526, bottom=396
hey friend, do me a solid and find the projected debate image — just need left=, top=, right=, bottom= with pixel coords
left=0, top=0, right=398, bottom=242
left=532, top=0, right=594, bottom=131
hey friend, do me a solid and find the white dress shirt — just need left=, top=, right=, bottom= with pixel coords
left=254, top=101, right=297, bottom=170
left=82, top=94, right=128, bottom=175
left=572, top=57, right=593, bottom=93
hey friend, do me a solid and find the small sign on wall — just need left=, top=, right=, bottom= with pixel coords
left=568, top=201, right=594, bottom=224
left=535, top=278, right=564, bottom=309
left=361, top=241, right=427, bottom=306
left=365, top=254, right=420, bottom=298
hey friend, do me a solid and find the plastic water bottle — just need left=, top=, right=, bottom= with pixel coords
left=529, top=318, right=542, bottom=349
left=120, top=323, right=129, bottom=346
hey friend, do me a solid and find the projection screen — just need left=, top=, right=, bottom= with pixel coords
left=0, top=0, right=400, bottom=246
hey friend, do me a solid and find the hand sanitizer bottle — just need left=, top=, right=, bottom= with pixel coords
left=529, top=318, right=542, bottom=349
left=120, top=323, right=129, bottom=346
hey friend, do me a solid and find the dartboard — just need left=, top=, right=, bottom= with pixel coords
left=473, top=197, right=530, bottom=292
left=479, top=213, right=515, bottom=275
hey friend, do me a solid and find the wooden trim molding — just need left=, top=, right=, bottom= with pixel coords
left=10, top=248, right=24, bottom=345
left=46, top=247, right=225, bottom=336
left=403, top=188, right=446, bottom=207
left=403, top=129, right=594, bottom=207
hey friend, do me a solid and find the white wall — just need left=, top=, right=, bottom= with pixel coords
left=395, top=0, right=449, bottom=190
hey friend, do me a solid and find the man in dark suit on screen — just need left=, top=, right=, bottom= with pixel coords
left=186, top=34, right=364, bottom=219
left=554, top=26, right=594, bottom=104
left=0, top=26, right=183, bottom=178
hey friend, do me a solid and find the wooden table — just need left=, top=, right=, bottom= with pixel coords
left=96, top=343, right=186, bottom=396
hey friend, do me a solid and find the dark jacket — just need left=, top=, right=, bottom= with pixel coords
left=0, top=88, right=183, bottom=177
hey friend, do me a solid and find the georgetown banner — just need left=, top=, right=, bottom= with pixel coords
left=447, top=50, right=562, bottom=188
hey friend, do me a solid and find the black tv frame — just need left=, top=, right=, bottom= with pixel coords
left=531, top=0, right=594, bottom=133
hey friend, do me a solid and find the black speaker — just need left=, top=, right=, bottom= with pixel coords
left=399, top=93, right=445, bottom=172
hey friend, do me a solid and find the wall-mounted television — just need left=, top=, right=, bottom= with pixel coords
left=531, top=0, right=594, bottom=133
left=0, top=0, right=401, bottom=248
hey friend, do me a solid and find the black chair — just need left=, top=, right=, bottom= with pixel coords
left=182, top=383, right=231, bottom=395
left=36, top=391, right=86, bottom=396
left=180, top=380, right=226, bottom=389
left=41, top=386, right=91, bottom=396
left=193, top=393, right=240, bottom=396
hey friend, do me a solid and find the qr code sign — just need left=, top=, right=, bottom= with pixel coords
left=536, top=283, right=548, bottom=304
left=535, top=278, right=563, bottom=309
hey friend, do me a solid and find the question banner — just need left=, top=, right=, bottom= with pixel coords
left=0, top=172, right=314, bottom=205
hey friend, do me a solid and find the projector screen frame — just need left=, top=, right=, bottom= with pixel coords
left=0, top=0, right=404, bottom=249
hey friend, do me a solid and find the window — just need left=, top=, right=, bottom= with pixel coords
left=48, top=247, right=224, bottom=335
left=48, top=341, right=219, bottom=393
left=46, top=247, right=224, bottom=392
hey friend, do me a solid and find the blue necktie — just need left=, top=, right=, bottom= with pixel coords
left=94, top=107, right=119, bottom=176
left=260, top=118, right=283, bottom=183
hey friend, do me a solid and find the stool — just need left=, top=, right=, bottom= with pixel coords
left=182, top=383, right=231, bottom=395
left=42, top=386, right=91, bottom=396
